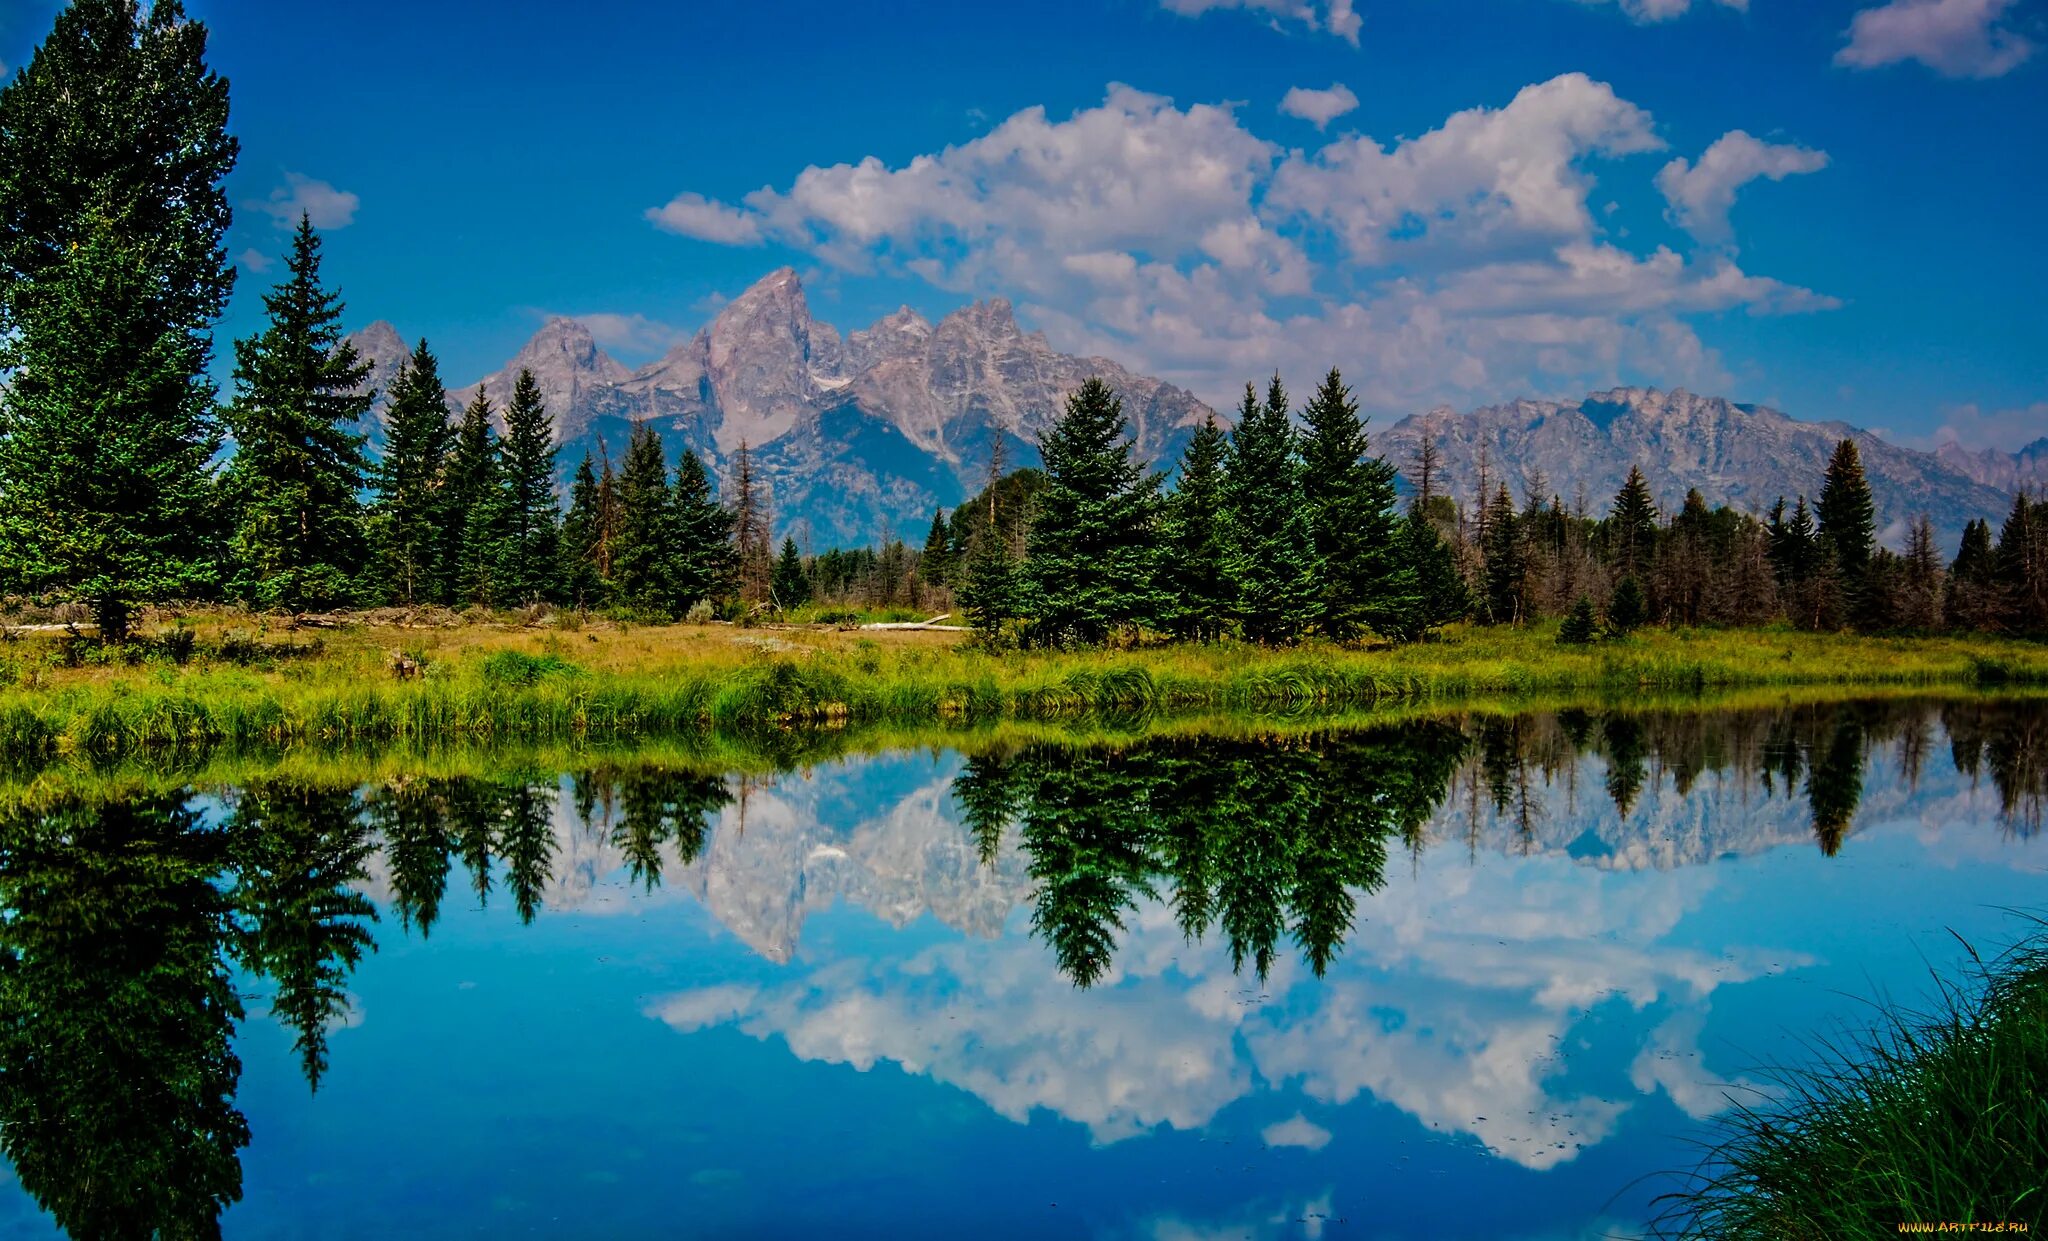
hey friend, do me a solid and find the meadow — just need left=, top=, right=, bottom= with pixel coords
left=2, top=607, right=2044, bottom=766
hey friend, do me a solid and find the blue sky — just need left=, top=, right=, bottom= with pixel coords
left=3, top=0, right=2044, bottom=448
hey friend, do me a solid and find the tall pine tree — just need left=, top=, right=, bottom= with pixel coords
left=1816, top=437, right=1876, bottom=622
left=672, top=449, right=738, bottom=614
left=1225, top=377, right=1319, bottom=644
left=1607, top=466, right=1659, bottom=581
left=368, top=340, right=452, bottom=606
left=1297, top=367, right=1414, bottom=641
left=0, top=212, right=221, bottom=640
left=496, top=369, right=560, bottom=605
left=0, top=1, right=236, bottom=639
left=1020, top=378, right=1164, bottom=647
left=221, top=218, right=372, bottom=612
left=441, top=390, right=505, bottom=607
left=559, top=453, right=608, bottom=609
left=611, top=423, right=674, bottom=615
left=771, top=537, right=810, bottom=609
left=1159, top=413, right=1234, bottom=642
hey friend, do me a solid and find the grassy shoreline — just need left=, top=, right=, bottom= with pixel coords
left=1, top=612, right=2044, bottom=762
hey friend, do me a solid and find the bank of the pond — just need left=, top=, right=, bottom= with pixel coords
left=0, top=614, right=2044, bottom=761
left=1663, top=922, right=2048, bottom=1237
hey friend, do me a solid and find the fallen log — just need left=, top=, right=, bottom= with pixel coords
left=858, top=613, right=971, bottom=632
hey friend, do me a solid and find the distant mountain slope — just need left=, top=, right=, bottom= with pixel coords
left=1378, top=387, right=2016, bottom=545
left=347, top=268, right=1214, bottom=547
left=1936, top=436, right=2048, bottom=498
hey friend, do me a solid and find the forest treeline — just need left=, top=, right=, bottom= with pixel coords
left=3, top=1, right=2044, bottom=651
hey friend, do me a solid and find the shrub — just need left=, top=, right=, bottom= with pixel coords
left=1558, top=598, right=1599, bottom=645
left=478, top=650, right=583, bottom=686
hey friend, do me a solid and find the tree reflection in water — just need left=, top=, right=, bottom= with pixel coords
left=0, top=697, right=2041, bottom=1235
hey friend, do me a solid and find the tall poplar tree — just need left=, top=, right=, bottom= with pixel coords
left=221, top=218, right=372, bottom=612
left=495, top=369, right=559, bottom=605
left=368, top=340, right=452, bottom=606
left=1159, top=414, right=1234, bottom=642
left=0, top=0, right=237, bottom=639
left=441, top=390, right=504, bottom=607
left=1020, top=378, right=1165, bottom=647
left=1297, top=367, right=1414, bottom=641
left=1225, top=377, right=1319, bottom=644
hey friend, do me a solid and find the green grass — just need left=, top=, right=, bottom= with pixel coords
left=0, top=613, right=2044, bottom=765
left=1660, top=921, right=2048, bottom=1237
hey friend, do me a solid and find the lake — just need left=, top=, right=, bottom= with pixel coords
left=0, top=696, right=2041, bottom=1239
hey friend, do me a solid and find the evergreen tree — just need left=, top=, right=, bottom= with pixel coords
left=495, top=368, right=560, bottom=605
left=1225, top=378, right=1319, bottom=644
left=1481, top=483, right=1526, bottom=624
left=220, top=218, right=372, bottom=611
left=1020, top=378, right=1165, bottom=647
left=1948, top=517, right=2001, bottom=630
left=1896, top=514, right=1945, bottom=630
left=1609, top=575, right=1647, bottom=632
left=1387, top=511, right=1471, bottom=642
left=0, top=0, right=237, bottom=339
left=1816, top=438, right=1876, bottom=620
left=1159, top=414, right=1234, bottom=642
left=559, top=453, right=608, bottom=609
left=919, top=510, right=954, bottom=589
left=611, top=424, right=675, bottom=615
left=771, top=537, right=809, bottom=609
left=1995, top=492, right=2048, bottom=631
left=0, top=211, right=220, bottom=640
left=441, top=390, right=505, bottom=607
left=958, top=440, right=1020, bottom=643
left=1558, top=597, right=1599, bottom=644
left=368, top=340, right=452, bottom=606
left=1298, top=368, right=1415, bottom=641
left=1607, top=466, right=1659, bottom=580
left=671, top=449, right=739, bottom=613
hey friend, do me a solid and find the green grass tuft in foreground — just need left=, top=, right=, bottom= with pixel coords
left=1660, top=921, right=2048, bottom=1237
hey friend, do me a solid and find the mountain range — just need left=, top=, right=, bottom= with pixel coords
left=347, top=269, right=2037, bottom=549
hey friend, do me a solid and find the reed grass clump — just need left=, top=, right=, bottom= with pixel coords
left=1661, top=924, right=2048, bottom=1237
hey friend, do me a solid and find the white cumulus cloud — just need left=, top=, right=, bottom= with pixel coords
left=1655, top=130, right=1829, bottom=245
left=1837, top=0, right=2037, bottom=77
left=1157, top=0, right=1361, bottom=44
left=646, top=76, right=1837, bottom=415
left=1259, top=1114, right=1333, bottom=1149
left=1278, top=83, right=1359, bottom=129
left=253, top=172, right=359, bottom=230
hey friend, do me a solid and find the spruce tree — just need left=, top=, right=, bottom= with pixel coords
left=496, top=368, right=560, bottom=605
left=559, top=453, right=607, bottom=609
left=1558, top=597, right=1599, bottom=644
left=441, top=390, right=505, bottom=607
left=1948, top=517, right=2000, bottom=630
left=1816, top=438, right=1876, bottom=620
left=1159, top=414, right=1234, bottom=642
left=1298, top=368, right=1416, bottom=642
left=368, top=339, right=452, bottom=606
left=1995, top=492, right=2047, bottom=631
left=729, top=441, right=772, bottom=605
left=1020, top=377, right=1165, bottom=647
left=959, top=519, right=1019, bottom=643
left=0, top=1, right=235, bottom=639
left=0, top=212, right=220, bottom=641
left=611, top=424, right=674, bottom=615
left=1609, top=575, right=1647, bottom=632
left=672, top=449, right=739, bottom=614
left=1481, top=483, right=1526, bottom=624
left=1225, top=378, right=1319, bottom=644
left=1390, top=511, right=1471, bottom=642
left=1607, top=466, right=1659, bottom=580
left=919, top=511, right=954, bottom=589
left=220, top=218, right=372, bottom=612
left=771, top=537, right=810, bottom=610
left=0, top=0, right=237, bottom=338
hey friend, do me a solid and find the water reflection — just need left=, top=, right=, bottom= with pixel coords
left=0, top=696, right=2042, bottom=1237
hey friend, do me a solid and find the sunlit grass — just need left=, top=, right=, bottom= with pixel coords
left=0, top=611, right=2043, bottom=766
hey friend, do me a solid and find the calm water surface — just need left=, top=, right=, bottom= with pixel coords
left=0, top=698, right=2043, bottom=1239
